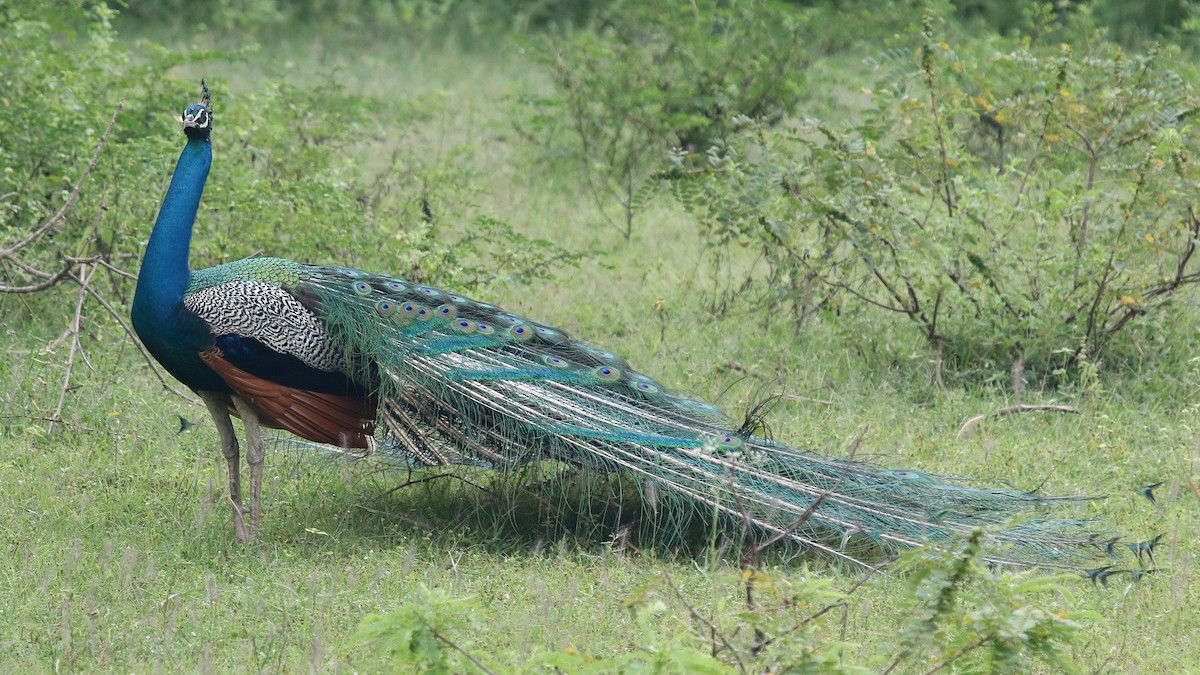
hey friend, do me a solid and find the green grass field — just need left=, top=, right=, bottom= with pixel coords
left=2, top=7, right=1199, bottom=672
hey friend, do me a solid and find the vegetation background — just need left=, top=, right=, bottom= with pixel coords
left=1, top=0, right=1198, bottom=670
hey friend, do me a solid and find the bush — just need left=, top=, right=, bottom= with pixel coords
left=675, top=14, right=1200, bottom=383
left=524, top=0, right=809, bottom=239
left=353, top=533, right=1094, bottom=672
left=0, top=1, right=577, bottom=426
left=0, top=1, right=182, bottom=306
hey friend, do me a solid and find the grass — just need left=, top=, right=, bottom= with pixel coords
left=2, top=15, right=1199, bottom=672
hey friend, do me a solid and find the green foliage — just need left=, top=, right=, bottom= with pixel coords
left=355, top=149, right=585, bottom=290
left=355, top=586, right=479, bottom=673
left=349, top=539, right=1096, bottom=672
left=891, top=529, right=1096, bottom=672
left=525, top=0, right=808, bottom=239
left=676, top=14, right=1200, bottom=381
left=0, top=0, right=578, bottom=427
left=352, top=567, right=858, bottom=672
left=191, top=82, right=579, bottom=291
left=958, top=0, right=1199, bottom=46
left=1, top=3, right=1184, bottom=672
left=0, top=1, right=175, bottom=269
left=116, top=0, right=604, bottom=40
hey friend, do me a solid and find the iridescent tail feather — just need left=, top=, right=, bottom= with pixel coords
left=297, top=263, right=1114, bottom=570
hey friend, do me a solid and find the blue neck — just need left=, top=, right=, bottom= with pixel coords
left=134, top=137, right=211, bottom=317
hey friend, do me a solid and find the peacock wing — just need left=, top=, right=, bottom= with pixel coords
left=184, top=259, right=373, bottom=446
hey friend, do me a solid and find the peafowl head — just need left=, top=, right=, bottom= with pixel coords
left=181, top=80, right=212, bottom=140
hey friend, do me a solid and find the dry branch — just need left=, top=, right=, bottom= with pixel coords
left=956, top=404, right=1080, bottom=439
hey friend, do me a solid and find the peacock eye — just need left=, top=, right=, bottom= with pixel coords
left=633, top=378, right=660, bottom=394
left=593, top=366, right=621, bottom=381
left=714, top=434, right=743, bottom=450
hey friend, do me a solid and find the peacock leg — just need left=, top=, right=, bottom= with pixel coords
left=200, top=391, right=250, bottom=542
left=231, top=396, right=265, bottom=538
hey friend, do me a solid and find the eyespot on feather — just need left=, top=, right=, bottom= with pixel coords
left=593, top=366, right=621, bottom=382
left=631, top=376, right=660, bottom=394
left=714, top=434, right=743, bottom=450
left=375, top=299, right=397, bottom=316
left=506, top=324, right=533, bottom=342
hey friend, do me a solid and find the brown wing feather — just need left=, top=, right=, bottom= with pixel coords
left=200, top=349, right=375, bottom=448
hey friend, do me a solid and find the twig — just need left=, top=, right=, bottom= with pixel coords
left=1, top=252, right=55, bottom=278
left=775, top=393, right=835, bottom=406
left=1, top=102, right=123, bottom=256
left=428, top=626, right=496, bottom=675
left=661, top=573, right=744, bottom=670
left=752, top=561, right=889, bottom=657
left=0, top=266, right=76, bottom=293
left=956, top=404, right=1080, bottom=439
left=68, top=270, right=197, bottom=404
left=49, top=263, right=96, bottom=433
left=1, top=415, right=94, bottom=434
left=920, top=634, right=992, bottom=675
left=375, top=471, right=471, bottom=499
left=740, top=431, right=867, bottom=568
left=94, top=257, right=139, bottom=281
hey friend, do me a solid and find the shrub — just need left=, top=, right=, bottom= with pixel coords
left=0, top=1, right=577, bottom=426
left=352, top=534, right=1094, bottom=672
left=675, top=14, right=1200, bottom=383
left=525, top=0, right=809, bottom=240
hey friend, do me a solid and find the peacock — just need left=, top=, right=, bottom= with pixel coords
left=132, top=83, right=1118, bottom=570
